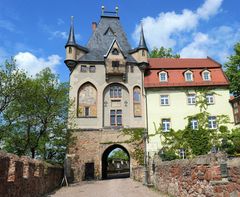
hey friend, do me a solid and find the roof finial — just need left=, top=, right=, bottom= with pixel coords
left=101, top=5, right=105, bottom=15
left=115, top=6, right=119, bottom=16
left=138, top=23, right=148, bottom=51
left=65, top=16, right=76, bottom=47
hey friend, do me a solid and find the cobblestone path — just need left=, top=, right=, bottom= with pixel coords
left=48, top=178, right=169, bottom=197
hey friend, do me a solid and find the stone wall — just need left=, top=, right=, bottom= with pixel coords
left=132, top=153, right=240, bottom=197
left=0, top=151, right=63, bottom=197
left=68, top=130, right=138, bottom=182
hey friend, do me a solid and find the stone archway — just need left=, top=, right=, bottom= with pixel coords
left=102, top=144, right=130, bottom=179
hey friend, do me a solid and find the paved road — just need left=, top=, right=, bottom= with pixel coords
left=48, top=178, right=168, bottom=197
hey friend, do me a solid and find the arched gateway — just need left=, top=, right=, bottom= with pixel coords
left=64, top=8, right=148, bottom=182
left=102, top=144, right=130, bottom=179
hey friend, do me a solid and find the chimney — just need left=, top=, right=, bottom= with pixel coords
left=92, top=22, right=97, bottom=32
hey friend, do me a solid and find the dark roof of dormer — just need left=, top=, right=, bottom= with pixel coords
left=78, top=16, right=136, bottom=63
left=65, top=16, right=77, bottom=48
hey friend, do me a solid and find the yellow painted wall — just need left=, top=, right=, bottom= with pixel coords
left=146, top=88, right=235, bottom=155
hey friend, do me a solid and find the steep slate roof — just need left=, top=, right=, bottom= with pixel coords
left=145, top=57, right=229, bottom=88
left=79, top=16, right=136, bottom=63
left=138, top=25, right=148, bottom=51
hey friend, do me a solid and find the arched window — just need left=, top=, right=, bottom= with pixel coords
left=78, top=83, right=97, bottom=117
left=133, top=87, right=141, bottom=102
left=202, top=70, right=211, bottom=81
left=133, top=86, right=141, bottom=116
left=184, top=70, right=193, bottom=81
left=159, top=71, right=168, bottom=82
left=69, top=47, right=72, bottom=54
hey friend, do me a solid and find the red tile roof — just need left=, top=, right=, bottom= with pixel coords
left=144, top=57, right=229, bottom=88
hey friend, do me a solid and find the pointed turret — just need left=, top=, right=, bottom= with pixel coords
left=64, top=16, right=88, bottom=72
left=129, top=24, right=149, bottom=69
left=65, top=16, right=77, bottom=47
left=138, top=24, right=148, bottom=51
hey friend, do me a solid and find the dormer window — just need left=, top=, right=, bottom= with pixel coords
left=202, top=70, right=211, bottom=81
left=185, top=71, right=193, bottom=81
left=159, top=71, right=168, bottom=82
left=112, top=48, right=119, bottom=55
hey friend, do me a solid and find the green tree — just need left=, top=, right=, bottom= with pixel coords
left=0, top=59, right=26, bottom=116
left=2, top=68, right=72, bottom=164
left=108, top=149, right=129, bottom=161
left=225, top=42, right=240, bottom=96
left=156, top=90, right=230, bottom=160
left=0, top=59, right=26, bottom=140
left=150, top=46, right=180, bottom=58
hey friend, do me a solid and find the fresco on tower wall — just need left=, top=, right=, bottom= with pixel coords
left=78, top=83, right=97, bottom=117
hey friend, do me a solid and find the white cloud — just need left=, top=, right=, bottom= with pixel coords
left=180, top=32, right=210, bottom=58
left=180, top=25, right=240, bottom=63
left=197, top=0, right=223, bottom=19
left=50, top=31, right=68, bottom=39
left=132, top=0, right=223, bottom=49
left=14, top=52, right=61, bottom=76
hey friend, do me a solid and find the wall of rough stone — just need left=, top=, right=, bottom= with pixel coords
left=68, top=130, right=138, bottom=182
left=0, top=151, right=63, bottom=197
left=132, top=153, right=240, bottom=197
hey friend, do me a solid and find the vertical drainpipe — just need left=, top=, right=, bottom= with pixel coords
left=142, top=67, right=149, bottom=185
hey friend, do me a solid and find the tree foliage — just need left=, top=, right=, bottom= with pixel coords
left=225, top=42, right=240, bottom=96
left=0, top=59, right=26, bottom=115
left=150, top=47, right=180, bottom=58
left=1, top=64, right=73, bottom=164
left=108, top=149, right=129, bottom=161
left=156, top=90, right=231, bottom=160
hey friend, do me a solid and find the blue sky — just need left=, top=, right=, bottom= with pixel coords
left=0, top=0, right=239, bottom=82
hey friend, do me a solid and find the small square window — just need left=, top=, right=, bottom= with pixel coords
left=162, top=119, right=171, bottom=132
left=89, top=66, right=96, bottom=73
left=81, top=65, right=87, bottom=72
left=206, top=94, right=214, bottom=104
left=187, top=94, right=196, bottom=105
left=208, top=116, right=217, bottom=129
left=191, top=119, right=198, bottom=130
left=160, top=95, right=169, bottom=106
left=179, top=148, right=185, bottom=159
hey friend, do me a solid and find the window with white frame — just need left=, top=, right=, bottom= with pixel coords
left=187, top=94, right=196, bottom=105
left=202, top=70, right=211, bottom=81
left=162, top=119, right=171, bottom=132
left=208, top=116, right=217, bottom=129
left=185, top=71, right=193, bottom=81
left=160, top=95, right=169, bottom=105
left=206, top=94, right=214, bottom=104
left=179, top=148, right=185, bottom=159
left=159, top=71, right=168, bottom=82
left=191, top=119, right=198, bottom=130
